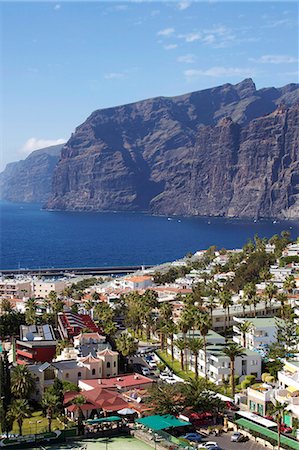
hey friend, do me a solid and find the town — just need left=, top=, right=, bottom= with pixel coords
left=0, top=232, right=299, bottom=450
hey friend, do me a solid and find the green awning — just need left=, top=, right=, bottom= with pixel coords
left=85, top=416, right=122, bottom=424
left=136, top=414, right=190, bottom=431
left=236, top=418, right=299, bottom=450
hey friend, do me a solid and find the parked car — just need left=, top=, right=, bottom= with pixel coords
left=180, top=432, right=203, bottom=443
left=226, top=401, right=239, bottom=411
left=231, top=431, right=246, bottom=442
left=280, top=424, right=292, bottom=433
left=148, top=360, right=157, bottom=369
left=203, top=442, right=218, bottom=448
left=141, top=367, right=151, bottom=376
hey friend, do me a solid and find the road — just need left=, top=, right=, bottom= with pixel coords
left=201, top=433, right=267, bottom=450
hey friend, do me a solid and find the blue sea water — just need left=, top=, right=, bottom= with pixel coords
left=0, top=201, right=298, bottom=270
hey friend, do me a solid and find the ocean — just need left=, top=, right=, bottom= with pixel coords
left=0, top=201, right=298, bottom=270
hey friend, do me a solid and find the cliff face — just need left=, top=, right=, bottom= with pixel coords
left=0, top=145, right=63, bottom=203
left=46, top=79, right=299, bottom=218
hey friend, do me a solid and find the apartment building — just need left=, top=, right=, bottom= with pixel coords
left=0, top=278, right=32, bottom=299
left=233, top=317, right=282, bottom=350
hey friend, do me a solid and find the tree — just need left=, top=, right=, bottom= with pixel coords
left=219, top=290, right=233, bottom=335
left=48, top=291, right=64, bottom=328
left=146, top=384, right=184, bottom=415
left=25, top=298, right=37, bottom=325
left=165, top=320, right=177, bottom=361
left=56, top=339, right=71, bottom=357
left=11, top=365, right=34, bottom=399
left=283, top=276, right=296, bottom=295
left=223, top=342, right=245, bottom=399
left=73, top=395, right=86, bottom=435
left=84, top=299, right=94, bottom=315
left=41, top=391, right=60, bottom=432
left=48, top=378, right=64, bottom=414
left=264, top=282, right=278, bottom=313
left=8, top=399, right=31, bottom=435
left=205, top=296, right=217, bottom=321
left=115, top=333, right=138, bottom=371
left=243, top=282, right=256, bottom=316
left=187, top=338, right=204, bottom=379
left=183, top=378, right=225, bottom=414
left=196, top=312, right=211, bottom=379
left=276, top=293, right=288, bottom=319
left=175, top=338, right=186, bottom=371
left=235, top=320, right=252, bottom=348
left=1, top=299, right=13, bottom=314
left=0, top=312, right=25, bottom=339
left=272, top=401, right=288, bottom=450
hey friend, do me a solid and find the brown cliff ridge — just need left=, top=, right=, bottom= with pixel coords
left=3, top=79, right=299, bottom=219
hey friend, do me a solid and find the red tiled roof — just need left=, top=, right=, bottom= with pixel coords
left=79, top=373, right=153, bottom=390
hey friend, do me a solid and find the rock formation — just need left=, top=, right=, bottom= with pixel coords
left=0, top=145, right=62, bottom=203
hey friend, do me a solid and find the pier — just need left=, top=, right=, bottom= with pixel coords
left=0, top=265, right=153, bottom=277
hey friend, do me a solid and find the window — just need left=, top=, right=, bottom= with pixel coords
left=92, top=369, right=95, bottom=375
left=107, top=362, right=111, bottom=368
left=66, top=373, right=69, bottom=379
left=78, top=372, right=82, bottom=378
left=113, top=361, right=116, bottom=367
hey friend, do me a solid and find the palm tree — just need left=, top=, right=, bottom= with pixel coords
left=8, top=399, right=31, bottom=435
left=205, top=296, right=217, bottom=322
left=84, top=299, right=94, bottom=315
left=11, top=365, right=34, bottom=399
left=250, top=294, right=259, bottom=317
left=73, top=394, right=86, bottom=435
left=283, top=276, right=296, bottom=295
left=235, top=320, right=252, bottom=347
left=276, top=293, right=288, bottom=319
left=219, top=290, right=233, bottom=335
left=166, top=320, right=177, bottom=361
left=187, top=338, right=204, bottom=379
left=243, top=283, right=256, bottom=316
left=264, top=282, right=278, bottom=313
left=196, top=312, right=211, bottom=379
left=223, top=342, right=245, bottom=399
left=56, top=339, right=70, bottom=357
left=25, top=298, right=37, bottom=325
left=115, top=333, right=138, bottom=371
left=272, top=401, right=288, bottom=450
left=42, top=391, right=60, bottom=432
left=178, top=314, right=192, bottom=369
left=175, top=338, right=185, bottom=371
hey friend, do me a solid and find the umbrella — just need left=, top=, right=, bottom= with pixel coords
left=117, top=407, right=137, bottom=415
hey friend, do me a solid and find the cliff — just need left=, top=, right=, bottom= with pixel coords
left=46, top=79, right=299, bottom=219
left=0, top=145, right=63, bottom=203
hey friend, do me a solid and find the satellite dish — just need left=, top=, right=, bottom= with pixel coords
left=25, top=332, right=35, bottom=341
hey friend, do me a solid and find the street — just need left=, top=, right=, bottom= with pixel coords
left=201, top=433, right=267, bottom=450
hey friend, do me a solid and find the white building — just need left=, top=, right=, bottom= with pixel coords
left=33, top=280, right=66, bottom=298
left=233, top=317, right=283, bottom=350
left=119, top=275, right=154, bottom=290
left=0, top=278, right=32, bottom=299
left=172, top=331, right=261, bottom=385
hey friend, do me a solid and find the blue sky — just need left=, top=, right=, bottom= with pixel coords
left=1, top=1, right=298, bottom=170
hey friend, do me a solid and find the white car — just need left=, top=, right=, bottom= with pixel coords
left=141, top=367, right=151, bottom=376
left=203, top=442, right=218, bottom=448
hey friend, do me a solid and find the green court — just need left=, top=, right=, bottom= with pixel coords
left=43, top=435, right=154, bottom=450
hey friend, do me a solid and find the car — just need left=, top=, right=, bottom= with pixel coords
left=226, top=401, right=239, bottom=411
left=141, top=367, right=151, bottom=376
left=280, top=424, right=292, bottom=433
left=231, top=431, right=246, bottom=442
left=180, top=432, right=203, bottom=443
left=203, top=442, right=218, bottom=448
left=148, top=360, right=157, bottom=369
left=159, top=371, right=171, bottom=380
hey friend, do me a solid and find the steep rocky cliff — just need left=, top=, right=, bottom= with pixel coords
left=0, top=145, right=62, bottom=203
left=22, top=79, right=299, bottom=218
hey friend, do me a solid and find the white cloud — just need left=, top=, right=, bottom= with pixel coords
left=184, top=66, right=254, bottom=81
left=179, top=32, right=201, bottom=42
left=177, top=54, right=195, bottom=64
left=177, top=1, right=191, bottom=10
left=157, top=27, right=175, bottom=37
left=104, top=72, right=125, bottom=80
left=249, top=55, right=298, bottom=64
left=21, top=138, right=66, bottom=155
left=113, top=4, right=128, bottom=11
left=264, top=18, right=294, bottom=28
left=151, top=9, right=160, bottom=17
left=54, top=4, right=61, bottom=10
left=164, top=44, right=178, bottom=50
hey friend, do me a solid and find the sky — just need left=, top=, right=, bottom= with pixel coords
left=1, top=0, right=298, bottom=170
